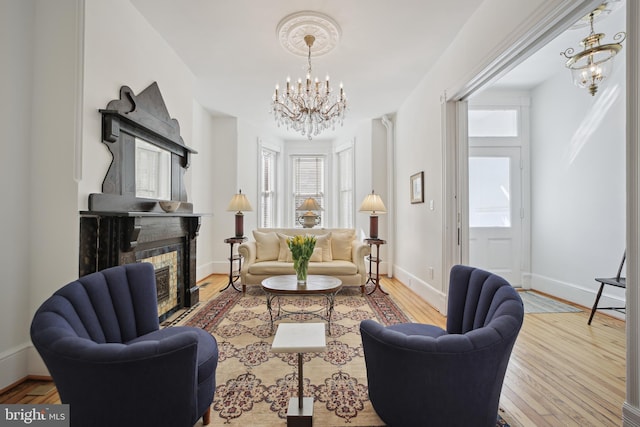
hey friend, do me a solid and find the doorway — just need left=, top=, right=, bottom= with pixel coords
left=465, top=104, right=529, bottom=287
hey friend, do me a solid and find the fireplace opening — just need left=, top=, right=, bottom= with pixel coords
left=138, top=247, right=181, bottom=320
left=155, top=266, right=171, bottom=304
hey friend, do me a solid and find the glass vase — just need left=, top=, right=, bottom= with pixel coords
left=295, top=258, right=309, bottom=284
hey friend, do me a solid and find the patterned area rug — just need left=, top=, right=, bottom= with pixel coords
left=183, top=285, right=513, bottom=426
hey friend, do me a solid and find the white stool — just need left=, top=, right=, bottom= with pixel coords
left=271, top=323, right=326, bottom=426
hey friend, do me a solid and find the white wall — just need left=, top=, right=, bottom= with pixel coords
left=0, top=0, right=35, bottom=388
left=210, top=117, right=240, bottom=274
left=0, top=0, right=84, bottom=382
left=353, top=120, right=374, bottom=239
left=191, top=101, right=216, bottom=279
left=529, top=37, right=626, bottom=310
left=393, top=0, right=569, bottom=312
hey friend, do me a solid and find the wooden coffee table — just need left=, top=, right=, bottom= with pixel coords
left=261, top=275, right=343, bottom=335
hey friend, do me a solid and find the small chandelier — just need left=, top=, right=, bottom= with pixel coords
left=560, top=5, right=625, bottom=96
left=272, top=34, right=347, bottom=139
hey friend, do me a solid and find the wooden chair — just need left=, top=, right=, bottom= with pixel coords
left=588, top=251, right=626, bottom=325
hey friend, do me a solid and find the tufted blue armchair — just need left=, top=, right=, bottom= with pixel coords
left=30, top=263, right=218, bottom=427
left=360, top=265, right=524, bottom=427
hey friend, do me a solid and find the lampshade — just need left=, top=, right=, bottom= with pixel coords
left=359, top=191, right=386, bottom=214
left=359, top=190, right=386, bottom=239
left=296, top=197, right=323, bottom=211
left=227, top=190, right=252, bottom=238
left=227, top=190, right=253, bottom=212
left=296, top=198, right=322, bottom=228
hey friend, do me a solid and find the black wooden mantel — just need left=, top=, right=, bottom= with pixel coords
left=80, top=83, right=202, bottom=318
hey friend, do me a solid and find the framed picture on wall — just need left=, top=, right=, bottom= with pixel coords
left=410, top=171, right=424, bottom=204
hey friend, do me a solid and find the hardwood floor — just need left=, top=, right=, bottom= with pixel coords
left=2, top=275, right=625, bottom=426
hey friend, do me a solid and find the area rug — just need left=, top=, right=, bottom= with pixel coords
left=519, top=291, right=582, bottom=314
left=183, top=286, right=513, bottom=426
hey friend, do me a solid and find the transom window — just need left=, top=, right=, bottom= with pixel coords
left=468, top=109, right=519, bottom=137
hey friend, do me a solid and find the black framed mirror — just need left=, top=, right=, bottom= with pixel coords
left=90, top=82, right=196, bottom=213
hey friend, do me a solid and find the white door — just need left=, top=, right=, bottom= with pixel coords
left=468, top=146, right=522, bottom=285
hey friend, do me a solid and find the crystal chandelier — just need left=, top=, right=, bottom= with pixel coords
left=272, top=34, right=347, bottom=140
left=560, top=5, right=625, bottom=96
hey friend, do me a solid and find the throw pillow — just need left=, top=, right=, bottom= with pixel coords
left=315, top=232, right=333, bottom=262
left=277, top=233, right=294, bottom=262
left=331, top=229, right=355, bottom=261
left=310, top=247, right=323, bottom=262
left=253, top=230, right=280, bottom=261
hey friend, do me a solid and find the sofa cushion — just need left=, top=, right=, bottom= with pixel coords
left=316, top=233, right=333, bottom=261
left=310, top=247, right=323, bottom=262
left=248, top=260, right=357, bottom=276
left=331, top=229, right=355, bottom=260
left=277, top=233, right=294, bottom=262
left=253, top=230, right=280, bottom=261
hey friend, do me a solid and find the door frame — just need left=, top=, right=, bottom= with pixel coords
left=441, top=1, right=602, bottom=289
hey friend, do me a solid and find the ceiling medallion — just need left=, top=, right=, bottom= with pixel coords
left=276, top=11, right=341, bottom=57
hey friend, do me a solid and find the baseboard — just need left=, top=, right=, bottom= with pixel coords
left=624, top=402, right=640, bottom=426
left=529, top=272, right=625, bottom=320
left=393, top=265, right=446, bottom=314
left=197, top=261, right=229, bottom=281
left=0, top=344, right=29, bottom=391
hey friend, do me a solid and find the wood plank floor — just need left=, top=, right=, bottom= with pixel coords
left=2, top=275, right=625, bottom=426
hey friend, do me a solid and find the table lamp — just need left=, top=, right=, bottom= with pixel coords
left=296, top=197, right=323, bottom=228
left=227, top=189, right=253, bottom=237
left=359, top=190, right=386, bottom=238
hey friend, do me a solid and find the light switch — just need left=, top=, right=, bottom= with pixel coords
left=429, top=200, right=434, bottom=210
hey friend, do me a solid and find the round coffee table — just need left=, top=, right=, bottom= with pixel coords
left=261, top=275, right=343, bottom=335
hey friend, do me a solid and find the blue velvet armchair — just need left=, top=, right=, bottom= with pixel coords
left=360, top=265, right=524, bottom=427
left=30, top=263, right=218, bottom=427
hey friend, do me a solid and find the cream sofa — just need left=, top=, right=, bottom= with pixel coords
left=238, top=228, right=370, bottom=293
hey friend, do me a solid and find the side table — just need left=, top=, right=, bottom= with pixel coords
left=364, top=238, right=387, bottom=295
left=271, top=322, right=326, bottom=427
left=222, top=237, right=247, bottom=292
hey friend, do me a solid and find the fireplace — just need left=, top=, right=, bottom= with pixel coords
left=79, top=82, right=202, bottom=322
left=141, top=248, right=179, bottom=318
left=79, top=213, right=200, bottom=321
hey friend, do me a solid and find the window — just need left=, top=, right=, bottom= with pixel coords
left=468, top=109, right=518, bottom=137
left=468, top=156, right=511, bottom=227
left=337, top=147, right=354, bottom=227
left=292, top=155, right=325, bottom=227
left=259, top=148, right=277, bottom=227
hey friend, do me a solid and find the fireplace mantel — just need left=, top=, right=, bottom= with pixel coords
left=80, top=83, right=203, bottom=321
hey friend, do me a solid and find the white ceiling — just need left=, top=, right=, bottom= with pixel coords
left=129, top=0, right=627, bottom=140
left=130, top=0, right=484, bottom=140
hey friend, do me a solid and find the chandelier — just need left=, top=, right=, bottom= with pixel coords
left=560, top=5, right=625, bottom=96
left=272, top=12, right=347, bottom=140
